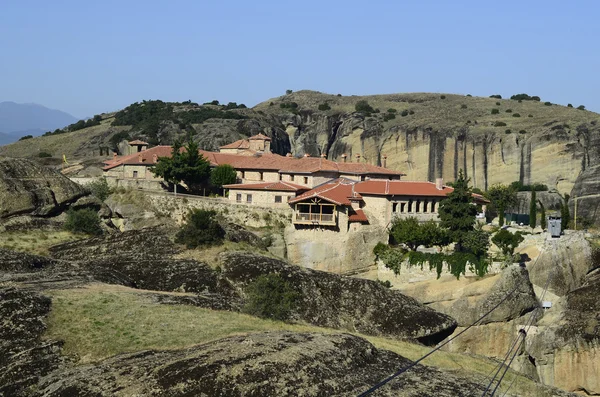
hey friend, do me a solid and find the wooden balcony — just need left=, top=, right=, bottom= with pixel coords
left=293, top=212, right=336, bottom=226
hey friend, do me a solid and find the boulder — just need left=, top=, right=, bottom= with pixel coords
left=0, top=157, right=88, bottom=218
left=220, top=252, right=457, bottom=343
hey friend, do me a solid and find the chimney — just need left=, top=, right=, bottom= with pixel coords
left=152, top=154, right=158, bottom=163
left=113, top=152, right=117, bottom=161
left=138, top=153, right=143, bottom=163
left=356, top=153, right=361, bottom=162
left=286, top=153, right=292, bottom=157
left=341, top=153, right=347, bottom=163
left=436, top=178, right=444, bottom=190
left=382, top=154, right=387, bottom=168
left=304, top=153, right=310, bottom=157
left=321, top=153, right=326, bottom=158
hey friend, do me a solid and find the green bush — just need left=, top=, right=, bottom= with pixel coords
left=318, top=103, right=331, bottom=111
left=466, top=94, right=472, bottom=97
left=528, top=114, right=533, bottom=117
left=496, top=102, right=501, bottom=106
left=489, top=95, right=502, bottom=99
left=38, top=152, right=52, bottom=158
left=577, top=105, right=586, bottom=110
left=175, top=209, right=225, bottom=248
left=211, top=164, right=237, bottom=190
left=518, top=130, right=527, bottom=134
left=86, top=177, right=112, bottom=201
left=505, top=129, right=512, bottom=134
left=544, top=101, right=552, bottom=106
left=280, top=102, right=299, bottom=110
left=377, top=280, right=392, bottom=288
left=383, top=113, right=396, bottom=121
left=491, top=229, right=524, bottom=258
left=286, top=89, right=293, bottom=95
left=494, top=121, right=507, bottom=127
left=401, top=110, right=409, bottom=117
left=19, top=135, right=33, bottom=141
left=567, top=104, right=573, bottom=108
left=505, top=109, right=512, bottom=113
left=64, top=208, right=103, bottom=235
left=243, top=274, right=299, bottom=321
left=461, top=104, right=468, bottom=109
left=491, top=109, right=499, bottom=115
left=355, top=100, right=375, bottom=114
left=512, top=113, right=521, bottom=117
left=510, top=93, right=540, bottom=101
left=440, top=95, right=446, bottom=99
left=409, top=110, right=415, bottom=115
left=387, top=108, right=397, bottom=113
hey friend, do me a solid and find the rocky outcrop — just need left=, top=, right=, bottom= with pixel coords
left=0, top=287, right=63, bottom=397
left=33, top=331, right=489, bottom=397
left=221, top=252, right=457, bottom=343
left=401, top=265, right=538, bottom=327
left=0, top=157, right=88, bottom=219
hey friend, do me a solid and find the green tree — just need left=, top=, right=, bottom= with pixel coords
left=491, top=229, right=524, bottom=260
left=64, top=208, right=103, bottom=235
left=152, top=136, right=211, bottom=193
left=561, top=194, right=570, bottom=230
left=86, top=177, right=112, bottom=201
left=529, top=190, right=537, bottom=228
left=175, top=209, right=225, bottom=248
left=485, top=184, right=517, bottom=226
left=438, top=170, right=477, bottom=250
left=539, top=200, right=547, bottom=230
left=355, top=100, right=375, bottom=114
left=463, top=227, right=490, bottom=259
left=243, top=274, right=299, bottom=321
left=210, top=164, right=237, bottom=195
left=389, top=217, right=449, bottom=251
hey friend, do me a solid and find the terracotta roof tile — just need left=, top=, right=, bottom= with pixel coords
left=248, top=133, right=271, bottom=141
left=348, top=209, right=369, bottom=223
left=223, top=181, right=309, bottom=192
left=354, top=180, right=489, bottom=203
left=128, top=139, right=149, bottom=145
left=288, top=178, right=361, bottom=205
left=219, top=139, right=250, bottom=149
left=103, top=146, right=175, bottom=170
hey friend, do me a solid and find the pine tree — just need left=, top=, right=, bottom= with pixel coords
left=539, top=200, right=547, bottom=230
left=438, top=169, right=477, bottom=251
left=561, top=194, right=571, bottom=230
left=529, top=190, right=537, bottom=228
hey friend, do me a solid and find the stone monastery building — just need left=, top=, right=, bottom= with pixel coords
left=103, top=134, right=487, bottom=235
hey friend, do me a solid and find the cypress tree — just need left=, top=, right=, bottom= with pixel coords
left=561, top=194, right=570, bottom=230
left=529, top=190, right=537, bottom=228
left=539, top=200, right=547, bottom=230
left=438, top=169, right=477, bottom=251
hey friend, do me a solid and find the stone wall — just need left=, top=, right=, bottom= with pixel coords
left=227, top=189, right=295, bottom=207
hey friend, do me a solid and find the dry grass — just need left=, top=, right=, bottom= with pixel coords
left=175, top=240, right=276, bottom=268
left=44, top=284, right=552, bottom=396
left=0, top=230, right=79, bottom=256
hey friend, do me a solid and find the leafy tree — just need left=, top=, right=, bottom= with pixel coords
left=438, top=170, right=477, bottom=250
left=86, top=177, right=112, bottom=201
left=355, top=100, right=375, bottom=114
left=489, top=95, right=502, bottom=99
left=491, top=229, right=524, bottom=259
left=286, top=89, right=293, bottom=94
left=491, top=108, right=500, bottom=115
left=318, top=103, right=331, bottom=111
left=389, top=217, right=449, bottom=251
left=567, top=104, right=573, bottom=108
left=211, top=164, right=237, bottom=194
left=463, top=227, right=490, bottom=259
left=152, top=136, right=211, bottom=193
left=18, top=135, right=33, bottom=141
left=529, top=190, right=537, bottom=228
left=38, top=152, right=52, bottom=158
left=175, top=209, right=225, bottom=248
left=485, top=184, right=517, bottom=226
left=561, top=194, right=570, bottom=230
left=243, top=273, right=299, bottom=321
left=577, top=105, right=586, bottom=110
left=539, top=200, right=547, bottom=230
left=64, top=208, right=103, bottom=235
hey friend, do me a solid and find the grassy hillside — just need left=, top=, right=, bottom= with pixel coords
left=45, top=283, right=556, bottom=396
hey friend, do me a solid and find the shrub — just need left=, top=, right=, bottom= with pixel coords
left=175, top=209, right=225, bottom=248
left=373, top=108, right=380, bottom=113
left=409, top=110, right=415, bottom=115
left=505, top=109, right=512, bottom=113
left=466, top=94, right=472, bottom=97
left=519, top=130, right=527, bottom=134
left=387, top=108, right=397, bottom=113
left=544, top=101, right=552, bottom=106
left=461, top=104, right=468, bottom=109
left=243, top=274, right=299, bottom=321
left=440, top=95, right=446, bottom=99
left=64, top=208, right=103, bottom=235
left=491, top=229, right=524, bottom=258
left=280, top=102, right=299, bottom=110
left=496, top=102, right=501, bottom=106
left=494, top=121, right=507, bottom=127
left=401, top=110, right=409, bottom=117
left=269, top=102, right=274, bottom=106
left=318, top=103, right=331, bottom=111
left=19, top=135, right=33, bottom=141
left=286, top=89, right=293, bottom=95
left=383, top=113, right=396, bottom=121
left=510, top=93, right=540, bottom=101
left=490, top=95, right=502, bottom=99
left=505, top=129, right=512, bottom=134
left=577, top=105, right=585, bottom=110
left=567, top=103, right=573, bottom=108
left=528, top=114, right=533, bottom=117
left=211, top=164, right=237, bottom=190
left=337, top=93, right=342, bottom=97
left=512, top=113, right=521, bottom=117
left=38, top=152, right=52, bottom=158
left=86, top=177, right=112, bottom=201
left=355, top=100, right=375, bottom=114
left=377, top=280, right=392, bottom=288
left=491, top=109, right=500, bottom=115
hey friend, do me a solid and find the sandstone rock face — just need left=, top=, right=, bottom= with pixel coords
left=0, top=157, right=87, bottom=218
left=221, top=252, right=457, bottom=343
left=400, top=265, right=538, bottom=327
left=33, top=332, right=488, bottom=397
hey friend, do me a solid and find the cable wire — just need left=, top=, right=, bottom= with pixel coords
left=489, top=332, right=526, bottom=396
left=357, top=284, right=522, bottom=397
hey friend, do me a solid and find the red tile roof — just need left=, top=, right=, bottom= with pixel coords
left=103, top=146, right=175, bottom=170
left=288, top=178, right=362, bottom=205
left=248, top=133, right=271, bottom=141
left=219, top=139, right=250, bottom=149
left=348, top=209, right=369, bottom=223
left=128, top=139, right=149, bottom=145
left=354, top=180, right=489, bottom=203
left=223, top=181, right=309, bottom=192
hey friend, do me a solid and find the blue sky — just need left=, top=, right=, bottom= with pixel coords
left=1, top=0, right=599, bottom=118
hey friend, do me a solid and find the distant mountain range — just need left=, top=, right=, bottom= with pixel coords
left=0, top=102, right=78, bottom=145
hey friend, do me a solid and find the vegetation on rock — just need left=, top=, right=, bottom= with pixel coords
left=86, top=177, right=112, bottom=201
left=561, top=194, right=571, bottom=230
left=64, top=208, right=103, bottom=235
left=530, top=190, right=537, bottom=228
left=243, top=273, right=299, bottom=321
left=211, top=164, right=237, bottom=193
left=491, top=229, right=524, bottom=261
left=389, top=217, right=449, bottom=251
left=175, top=209, right=225, bottom=248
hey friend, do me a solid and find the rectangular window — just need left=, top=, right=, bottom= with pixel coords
left=247, top=194, right=252, bottom=203
left=275, top=195, right=282, bottom=203
left=241, top=171, right=245, bottom=179
left=279, top=174, right=283, bottom=181
left=133, top=170, right=138, bottom=178
left=304, top=176, right=308, bottom=184
left=259, top=172, right=263, bottom=181
left=392, top=203, right=398, bottom=212
left=290, top=175, right=294, bottom=182
left=236, top=193, right=242, bottom=202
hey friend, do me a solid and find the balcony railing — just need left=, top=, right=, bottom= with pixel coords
left=293, top=212, right=336, bottom=225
